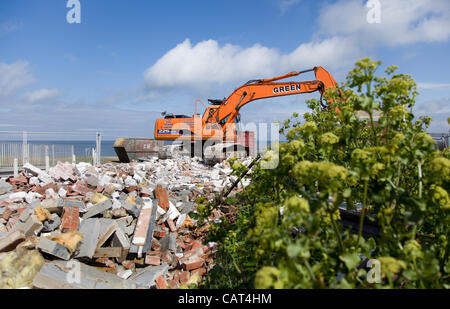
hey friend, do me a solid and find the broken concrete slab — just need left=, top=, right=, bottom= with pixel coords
left=37, top=238, right=71, bottom=260
left=93, top=247, right=122, bottom=258
left=117, top=269, right=133, bottom=280
left=142, top=199, right=158, bottom=253
left=0, top=181, right=13, bottom=196
left=129, top=264, right=169, bottom=289
left=83, top=199, right=112, bottom=219
left=121, top=200, right=140, bottom=218
left=111, top=226, right=130, bottom=249
left=160, top=234, right=176, bottom=252
left=0, top=230, right=26, bottom=252
left=58, top=198, right=86, bottom=211
left=24, top=163, right=53, bottom=185
left=48, top=161, right=75, bottom=181
left=41, top=199, right=59, bottom=212
left=33, top=260, right=137, bottom=289
left=11, top=213, right=43, bottom=237
left=42, top=214, right=61, bottom=232
left=76, top=218, right=100, bottom=259
left=97, top=219, right=118, bottom=247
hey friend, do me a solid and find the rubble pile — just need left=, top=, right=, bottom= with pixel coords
left=0, top=156, right=252, bottom=289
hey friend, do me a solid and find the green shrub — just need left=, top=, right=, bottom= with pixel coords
left=203, top=58, right=450, bottom=289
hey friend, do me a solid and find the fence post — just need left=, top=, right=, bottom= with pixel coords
left=52, top=144, right=55, bottom=167
left=71, top=145, right=76, bottom=164
left=13, top=158, right=18, bottom=178
left=45, top=145, right=50, bottom=171
left=96, top=132, right=101, bottom=166
left=92, top=148, right=96, bottom=166
left=22, top=131, right=28, bottom=166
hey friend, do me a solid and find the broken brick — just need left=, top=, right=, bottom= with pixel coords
left=153, top=230, right=167, bottom=238
left=192, top=267, right=207, bottom=277
left=122, top=260, right=135, bottom=270
left=179, top=271, right=190, bottom=285
left=166, top=218, right=177, bottom=232
left=183, top=258, right=204, bottom=271
left=154, top=184, right=169, bottom=211
left=155, top=276, right=167, bottom=289
left=61, top=206, right=80, bottom=232
left=145, top=255, right=161, bottom=266
left=2, top=208, right=14, bottom=221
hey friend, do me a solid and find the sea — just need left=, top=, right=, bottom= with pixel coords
left=0, top=140, right=117, bottom=157
left=0, top=139, right=287, bottom=158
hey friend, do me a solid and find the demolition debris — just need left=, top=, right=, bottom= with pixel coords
left=0, top=155, right=253, bottom=289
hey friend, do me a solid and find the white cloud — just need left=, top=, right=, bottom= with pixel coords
left=64, top=54, right=79, bottom=62
left=278, top=0, right=302, bottom=14
left=414, top=98, right=450, bottom=132
left=142, top=0, right=450, bottom=92
left=132, top=92, right=161, bottom=104
left=144, top=37, right=360, bottom=88
left=0, top=21, right=21, bottom=34
left=318, top=0, right=450, bottom=47
left=0, top=61, right=34, bottom=97
left=415, top=98, right=450, bottom=115
left=417, top=83, right=450, bottom=90
left=23, top=88, right=61, bottom=102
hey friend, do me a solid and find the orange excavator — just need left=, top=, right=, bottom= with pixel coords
left=154, top=67, right=339, bottom=163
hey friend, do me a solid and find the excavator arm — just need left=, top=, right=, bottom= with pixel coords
left=211, top=67, right=339, bottom=128
left=154, top=66, right=339, bottom=144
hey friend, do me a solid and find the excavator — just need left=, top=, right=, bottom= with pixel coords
left=154, top=67, right=339, bottom=163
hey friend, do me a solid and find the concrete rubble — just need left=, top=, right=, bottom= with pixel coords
left=0, top=155, right=253, bottom=289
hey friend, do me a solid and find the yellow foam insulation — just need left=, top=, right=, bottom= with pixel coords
left=0, top=249, right=44, bottom=289
left=50, top=232, right=83, bottom=253
left=182, top=215, right=195, bottom=229
left=90, top=193, right=108, bottom=204
left=125, top=195, right=136, bottom=205
left=35, top=206, right=53, bottom=222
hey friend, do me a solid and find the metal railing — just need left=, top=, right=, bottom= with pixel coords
left=0, top=131, right=102, bottom=174
left=429, top=133, right=450, bottom=150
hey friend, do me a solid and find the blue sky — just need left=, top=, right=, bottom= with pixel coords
left=0, top=0, right=449, bottom=141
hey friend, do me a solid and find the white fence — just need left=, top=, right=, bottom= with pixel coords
left=0, top=131, right=102, bottom=173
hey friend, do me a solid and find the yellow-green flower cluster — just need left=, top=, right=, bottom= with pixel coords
left=404, top=240, right=423, bottom=260
left=378, top=257, right=407, bottom=276
left=254, top=267, right=283, bottom=289
left=429, top=157, right=450, bottom=183
left=293, top=161, right=348, bottom=190
left=285, top=196, right=310, bottom=213
left=318, top=132, right=339, bottom=145
left=430, top=185, right=450, bottom=210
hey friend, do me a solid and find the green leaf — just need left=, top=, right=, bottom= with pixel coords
left=444, top=261, right=450, bottom=274
left=343, top=188, right=352, bottom=198
left=287, top=243, right=302, bottom=258
left=339, top=253, right=361, bottom=270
